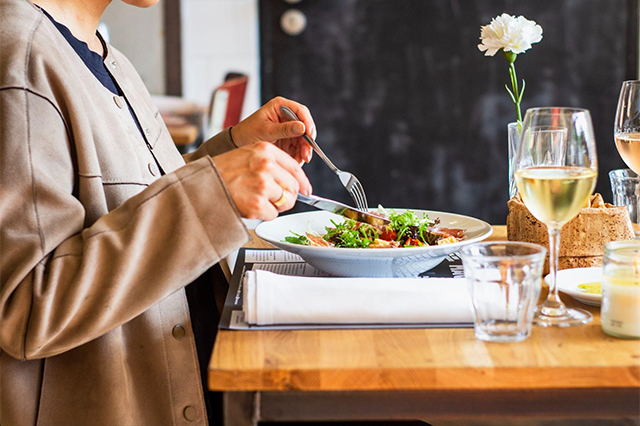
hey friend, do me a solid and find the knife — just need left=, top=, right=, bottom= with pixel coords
left=296, top=194, right=390, bottom=227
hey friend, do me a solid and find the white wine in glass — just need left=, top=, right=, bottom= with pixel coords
left=614, top=81, right=640, bottom=227
left=515, top=108, right=597, bottom=327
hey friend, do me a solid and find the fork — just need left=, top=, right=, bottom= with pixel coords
left=279, top=106, right=369, bottom=211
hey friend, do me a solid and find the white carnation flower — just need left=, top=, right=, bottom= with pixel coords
left=478, top=13, right=543, bottom=57
left=477, top=13, right=543, bottom=125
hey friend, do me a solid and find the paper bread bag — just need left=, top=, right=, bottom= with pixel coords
left=507, top=193, right=634, bottom=272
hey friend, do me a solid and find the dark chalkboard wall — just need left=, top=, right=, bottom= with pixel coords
left=260, top=0, right=638, bottom=224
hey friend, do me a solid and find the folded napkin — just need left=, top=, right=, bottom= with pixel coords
left=243, top=270, right=473, bottom=325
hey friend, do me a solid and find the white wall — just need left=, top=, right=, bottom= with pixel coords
left=181, top=0, right=260, bottom=117
left=99, top=0, right=260, bottom=113
left=100, top=1, right=166, bottom=95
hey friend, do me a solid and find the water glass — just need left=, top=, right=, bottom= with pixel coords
left=529, top=126, right=567, bottom=166
left=609, top=169, right=640, bottom=233
left=460, top=242, right=546, bottom=343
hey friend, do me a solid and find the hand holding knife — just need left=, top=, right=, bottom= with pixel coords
left=296, top=194, right=390, bottom=227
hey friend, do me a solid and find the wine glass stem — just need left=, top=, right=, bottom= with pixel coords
left=544, top=226, right=565, bottom=309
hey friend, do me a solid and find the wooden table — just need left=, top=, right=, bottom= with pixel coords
left=208, top=226, right=640, bottom=425
left=167, top=123, right=199, bottom=146
left=153, top=95, right=203, bottom=147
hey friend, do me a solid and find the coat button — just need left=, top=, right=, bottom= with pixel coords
left=172, top=325, right=185, bottom=340
left=113, top=96, right=124, bottom=109
left=148, top=162, right=156, bottom=177
left=110, top=60, right=117, bottom=68
left=183, top=406, right=197, bottom=421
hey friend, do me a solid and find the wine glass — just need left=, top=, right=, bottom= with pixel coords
left=614, top=80, right=640, bottom=229
left=515, top=107, right=597, bottom=327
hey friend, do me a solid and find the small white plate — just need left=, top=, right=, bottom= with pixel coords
left=545, top=267, right=602, bottom=306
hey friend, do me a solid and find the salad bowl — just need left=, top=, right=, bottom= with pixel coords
left=255, top=209, right=493, bottom=277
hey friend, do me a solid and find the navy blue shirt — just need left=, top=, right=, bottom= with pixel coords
left=42, top=9, right=146, bottom=139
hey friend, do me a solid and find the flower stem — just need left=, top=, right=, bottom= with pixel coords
left=508, top=62, right=522, bottom=125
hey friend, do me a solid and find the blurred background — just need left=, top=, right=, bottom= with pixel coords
left=101, top=0, right=638, bottom=224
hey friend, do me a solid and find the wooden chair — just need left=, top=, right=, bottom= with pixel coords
left=206, top=73, right=248, bottom=140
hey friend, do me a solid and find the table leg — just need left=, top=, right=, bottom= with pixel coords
left=223, top=392, right=259, bottom=426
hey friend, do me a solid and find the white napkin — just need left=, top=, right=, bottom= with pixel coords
left=243, top=270, right=473, bottom=325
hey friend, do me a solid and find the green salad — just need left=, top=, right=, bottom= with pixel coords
left=284, top=208, right=464, bottom=249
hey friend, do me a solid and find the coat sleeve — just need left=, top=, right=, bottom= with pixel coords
left=183, top=127, right=238, bottom=163
left=0, top=88, right=250, bottom=360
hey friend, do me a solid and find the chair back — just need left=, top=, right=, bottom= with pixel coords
left=206, top=74, right=248, bottom=139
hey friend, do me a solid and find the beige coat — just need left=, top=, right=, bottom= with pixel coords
left=0, top=0, right=251, bottom=424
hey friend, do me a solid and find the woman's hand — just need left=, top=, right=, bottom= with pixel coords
left=212, top=142, right=312, bottom=221
left=230, top=97, right=316, bottom=164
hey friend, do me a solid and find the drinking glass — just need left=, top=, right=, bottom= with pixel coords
left=609, top=169, right=640, bottom=234
left=460, top=242, right=546, bottom=342
left=514, top=107, right=598, bottom=327
left=614, top=80, right=640, bottom=222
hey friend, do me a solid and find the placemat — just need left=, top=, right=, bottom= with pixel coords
left=219, top=248, right=471, bottom=330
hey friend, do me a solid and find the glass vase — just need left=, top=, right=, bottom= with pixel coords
left=508, top=122, right=520, bottom=199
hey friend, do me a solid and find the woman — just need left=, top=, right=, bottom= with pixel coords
left=0, top=0, right=315, bottom=424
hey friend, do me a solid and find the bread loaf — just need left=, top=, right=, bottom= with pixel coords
left=507, top=193, right=634, bottom=272
left=558, top=256, right=602, bottom=270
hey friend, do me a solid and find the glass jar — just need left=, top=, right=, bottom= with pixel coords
left=601, top=241, right=640, bottom=339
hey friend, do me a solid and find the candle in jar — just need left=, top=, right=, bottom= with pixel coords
left=601, top=272, right=640, bottom=339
